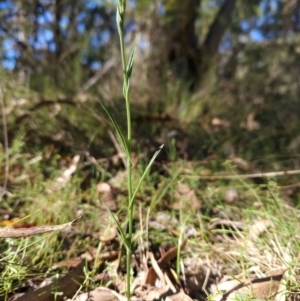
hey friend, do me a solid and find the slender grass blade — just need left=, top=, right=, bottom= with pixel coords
left=100, top=102, right=130, bottom=159
left=129, top=144, right=163, bottom=208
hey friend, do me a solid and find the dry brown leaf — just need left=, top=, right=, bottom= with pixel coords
left=164, top=270, right=178, bottom=293
left=98, top=211, right=118, bottom=242
left=52, top=257, right=83, bottom=269
left=11, top=259, right=85, bottom=301
left=217, top=271, right=286, bottom=301
left=50, top=154, right=80, bottom=190
left=227, top=277, right=281, bottom=301
left=208, top=218, right=243, bottom=231
left=135, top=284, right=171, bottom=301
left=247, top=219, right=273, bottom=242
left=108, top=170, right=127, bottom=188
left=183, top=259, right=210, bottom=299
left=211, top=278, right=241, bottom=300
left=288, top=134, right=300, bottom=150
left=200, top=168, right=211, bottom=176
left=97, top=183, right=118, bottom=242
left=165, top=291, right=194, bottom=301
left=84, top=248, right=119, bottom=262
left=149, top=211, right=179, bottom=232
left=211, top=117, right=230, bottom=127
left=246, top=112, right=260, bottom=131
left=228, top=155, right=250, bottom=171
left=173, top=183, right=200, bottom=211
left=135, top=285, right=193, bottom=301
left=69, top=287, right=127, bottom=301
left=275, top=269, right=296, bottom=301
left=148, top=252, right=166, bottom=286
left=159, top=239, right=187, bottom=266
left=0, top=215, right=82, bottom=238
left=97, top=183, right=117, bottom=211
left=145, top=239, right=187, bottom=285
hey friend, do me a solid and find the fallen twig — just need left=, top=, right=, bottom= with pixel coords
left=185, top=169, right=300, bottom=180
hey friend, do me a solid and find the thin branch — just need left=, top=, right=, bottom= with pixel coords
left=0, top=88, right=9, bottom=202
left=185, top=169, right=300, bottom=180
left=203, top=0, right=236, bottom=55
left=15, top=99, right=77, bottom=124
left=80, top=58, right=116, bottom=93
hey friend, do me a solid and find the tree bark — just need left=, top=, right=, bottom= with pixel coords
left=150, top=0, right=237, bottom=92
left=197, top=0, right=237, bottom=87
left=164, top=0, right=202, bottom=88
left=203, top=0, right=236, bottom=56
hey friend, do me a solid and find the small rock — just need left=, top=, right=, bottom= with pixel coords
left=224, top=189, right=239, bottom=204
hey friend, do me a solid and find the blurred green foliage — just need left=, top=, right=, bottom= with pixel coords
left=0, top=0, right=299, bottom=168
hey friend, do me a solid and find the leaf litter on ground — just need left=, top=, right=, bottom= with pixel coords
left=2, top=150, right=300, bottom=301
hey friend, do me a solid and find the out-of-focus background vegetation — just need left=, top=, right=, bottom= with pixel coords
left=1, top=0, right=300, bottom=169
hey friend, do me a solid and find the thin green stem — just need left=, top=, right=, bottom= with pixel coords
left=117, top=3, right=132, bottom=196
left=126, top=206, right=133, bottom=298
left=125, top=87, right=132, bottom=157
left=115, top=1, right=160, bottom=299
left=119, top=33, right=126, bottom=75
left=126, top=161, right=132, bottom=299
left=117, top=2, right=133, bottom=299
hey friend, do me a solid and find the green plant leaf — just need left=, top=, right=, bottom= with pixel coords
left=126, top=48, right=135, bottom=79
left=100, top=102, right=130, bottom=159
left=123, top=81, right=128, bottom=99
left=118, top=0, right=126, bottom=14
left=102, top=201, right=130, bottom=251
left=122, top=48, right=136, bottom=97
left=129, top=144, right=163, bottom=208
left=116, top=11, right=122, bottom=35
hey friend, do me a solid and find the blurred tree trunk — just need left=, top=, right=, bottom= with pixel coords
left=150, top=0, right=236, bottom=92
left=199, top=0, right=236, bottom=84
left=163, top=0, right=201, bottom=89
